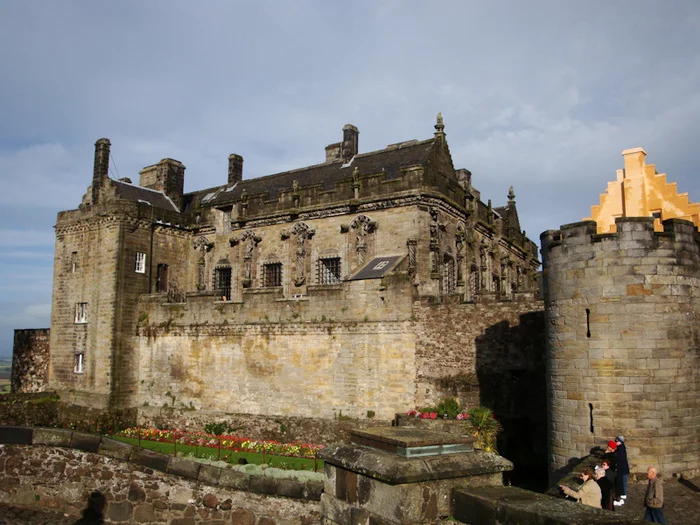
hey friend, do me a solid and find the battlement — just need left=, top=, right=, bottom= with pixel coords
left=541, top=217, right=700, bottom=263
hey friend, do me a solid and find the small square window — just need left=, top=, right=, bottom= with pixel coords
left=652, top=210, right=662, bottom=221
left=74, top=353, right=84, bottom=374
left=262, top=263, right=282, bottom=287
left=318, top=257, right=341, bottom=284
left=75, top=302, right=88, bottom=324
left=135, top=252, right=146, bottom=273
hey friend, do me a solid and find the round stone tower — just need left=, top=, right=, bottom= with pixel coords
left=541, top=217, right=700, bottom=479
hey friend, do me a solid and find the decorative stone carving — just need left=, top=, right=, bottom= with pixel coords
left=350, top=215, right=376, bottom=267
left=407, top=238, right=417, bottom=275
left=239, top=230, right=261, bottom=286
left=290, top=222, right=315, bottom=286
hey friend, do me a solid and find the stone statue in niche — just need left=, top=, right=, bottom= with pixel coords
left=350, top=214, right=376, bottom=267
left=291, top=222, right=315, bottom=286
left=193, top=236, right=211, bottom=291
left=239, top=230, right=261, bottom=286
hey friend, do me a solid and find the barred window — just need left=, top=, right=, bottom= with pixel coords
left=443, top=257, right=456, bottom=294
left=135, top=252, right=146, bottom=273
left=74, top=353, right=84, bottom=374
left=262, top=263, right=282, bottom=287
left=214, top=266, right=232, bottom=300
left=75, top=302, right=88, bottom=324
left=318, top=257, right=341, bottom=284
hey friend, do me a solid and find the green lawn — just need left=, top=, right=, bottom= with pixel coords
left=110, top=435, right=322, bottom=471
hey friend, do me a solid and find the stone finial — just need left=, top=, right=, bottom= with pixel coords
left=508, top=186, right=515, bottom=203
left=434, top=113, right=445, bottom=134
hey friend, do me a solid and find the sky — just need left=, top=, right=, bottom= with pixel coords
left=1, top=1, right=699, bottom=358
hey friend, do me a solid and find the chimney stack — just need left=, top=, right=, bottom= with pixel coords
left=228, top=154, right=243, bottom=185
left=342, top=124, right=359, bottom=162
left=92, top=138, right=111, bottom=205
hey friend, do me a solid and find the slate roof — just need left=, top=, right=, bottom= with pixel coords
left=112, top=180, right=180, bottom=212
left=187, top=139, right=435, bottom=211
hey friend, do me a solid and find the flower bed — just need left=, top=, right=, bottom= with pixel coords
left=116, top=427, right=324, bottom=459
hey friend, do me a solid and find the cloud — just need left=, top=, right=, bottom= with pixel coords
left=0, top=0, right=699, bottom=354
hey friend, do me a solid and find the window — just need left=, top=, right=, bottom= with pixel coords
left=652, top=210, right=662, bottom=221
left=318, top=257, right=341, bottom=284
left=214, top=266, right=232, bottom=300
left=71, top=251, right=78, bottom=273
left=222, top=208, right=232, bottom=233
left=443, top=257, right=456, bottom=294
left=156, top=263, right=169, bottom=293
left=74, top=353, right=84, bottom=374
left=262, top=263, right=282, bottom=287
left=135, top=252, right=146, bottom=273
left=75, top=302, right=88, bottom=324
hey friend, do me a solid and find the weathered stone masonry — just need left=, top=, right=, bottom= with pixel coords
left=0, top=426, right=321, bottom=524
left=40, top=117, right=541, bottom=425
left=541, top=217, right=700, bottom=478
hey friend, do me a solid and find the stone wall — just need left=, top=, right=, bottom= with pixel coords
left=11, top=328, right=50, bottom=393
left=136, top=274, right=417, bottom=421
left=0, top=394, right=135, bottom=434
left=138, top=408, right=388, bottom=445
left=412, top=295, right=547, bottom=488
left=541, top=217, right=700, bottom=478
left=0, top=427, right=320, bottom=524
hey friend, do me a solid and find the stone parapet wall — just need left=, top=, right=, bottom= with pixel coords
left=453, top=486, right=645, bottom=525
left=11, top=328, right=50, bottom=393
left=541, top=217, right=700, bottom=477
left=0, top=426, right=321, bottom=524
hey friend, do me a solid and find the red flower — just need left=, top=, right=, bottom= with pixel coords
left=429, top=412, right=438, bottom=419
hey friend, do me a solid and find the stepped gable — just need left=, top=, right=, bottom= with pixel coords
left=586, top=147, right=700, bottom=233
left=188, top=139, right=435, bottom=210
left=111, top=179, right=180, bottom=212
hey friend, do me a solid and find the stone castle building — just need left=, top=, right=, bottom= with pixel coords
left=43, top=115, right=542, bottom=433
left=542, top=149, right=700, bottom=478
left=14, top=118, right=700, bottom=480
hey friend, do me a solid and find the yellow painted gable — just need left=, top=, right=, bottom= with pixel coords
left=585, top=147, right=700, bottom=233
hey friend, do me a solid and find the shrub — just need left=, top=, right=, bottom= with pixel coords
left=436, top=398, right=461, bottom=419
left=204, top=422, right=233, bottom=436
left=463, top=406, right=501, bottom=452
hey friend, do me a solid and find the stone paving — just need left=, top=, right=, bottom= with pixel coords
left=0, top=477, right=698, bottom=524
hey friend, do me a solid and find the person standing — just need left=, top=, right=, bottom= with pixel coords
left=594, top=466, right=615, bottom=510
left=615, top=435, right=630, bottom=503
left=613, top=436, right=630, bottom=506
left=643, top=466, right=666, bottom=524
left=559, top=467, right=602, bottom=508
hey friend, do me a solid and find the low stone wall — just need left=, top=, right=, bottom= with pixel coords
left=0, top=426, right=321, bottom=524
left=139, top=407, right=389, bottom=444
left=0, top=393, right=136, bottom=435
left=453, top=486, right=645, bottom=525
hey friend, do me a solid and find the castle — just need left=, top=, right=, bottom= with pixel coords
left=11, top=116, right=700, bottom=480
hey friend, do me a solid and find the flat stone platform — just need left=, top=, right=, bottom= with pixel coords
left=350, top=427, right=474, bottom=457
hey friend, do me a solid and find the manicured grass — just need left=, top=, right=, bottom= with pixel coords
left=110, top=435, right=322, bottom=471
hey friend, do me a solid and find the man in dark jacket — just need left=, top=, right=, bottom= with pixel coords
left=615, top=436, right=630, bottom=503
